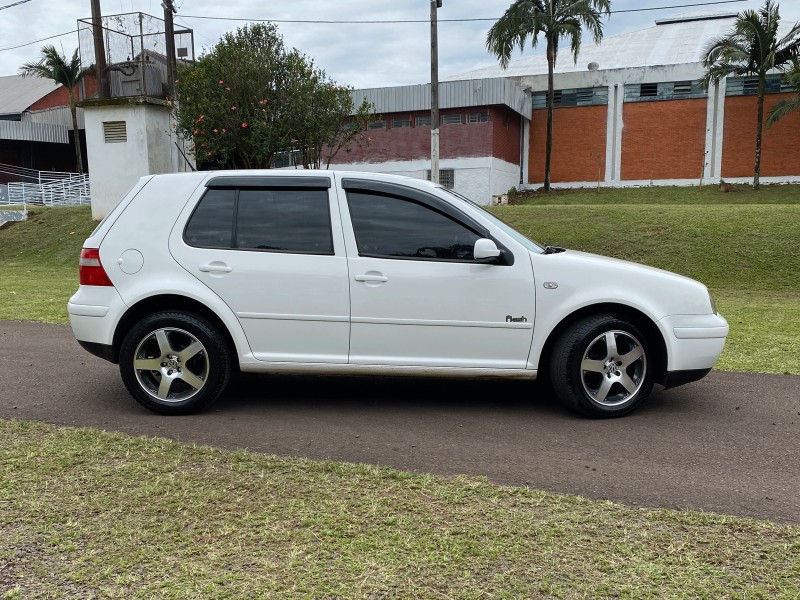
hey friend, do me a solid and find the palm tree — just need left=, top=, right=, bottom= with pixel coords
left=486, top=0, right=611, bottom=191
left=701, top=0, right=800, bottom=189
left=20, top=45, right=87, bottom=174
left=767, top=58, right=800, bottom=126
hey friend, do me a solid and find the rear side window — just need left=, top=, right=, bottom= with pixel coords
left=184, top=188, right=235, bottom=248
left=184, top=187, right=333, bottom=254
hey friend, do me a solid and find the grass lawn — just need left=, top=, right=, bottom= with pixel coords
left=2, top=419, right=799, bottom=599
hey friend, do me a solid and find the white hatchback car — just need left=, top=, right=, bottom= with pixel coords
left=69, top=171, right=728, bottom=417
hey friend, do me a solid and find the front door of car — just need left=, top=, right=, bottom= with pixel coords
left=339, top=180, right=536, bottom=369
left=170, top=176, right=350, bottom=364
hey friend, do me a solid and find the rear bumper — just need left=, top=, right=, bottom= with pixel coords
left=663, top=368, right=712, bottom=389
left=77, top=340, right=117, bottom=363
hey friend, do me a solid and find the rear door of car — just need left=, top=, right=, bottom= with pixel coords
left=169, top=174, right=350, bottom=364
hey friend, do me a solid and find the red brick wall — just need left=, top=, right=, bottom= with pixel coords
left=330, top=106, right=520, bottom=165
left=529, top=105, right=607, bottom=184
left=621, top=98, right=707, bottom=181
left=27, top=75, right=99, bottom=111
left=721, top=92, right=800, bottom=178
left=491, top=106, right=522, bottom=165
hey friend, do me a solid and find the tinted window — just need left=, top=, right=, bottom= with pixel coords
left=236, top=188, right=333, bottom=254
left=184, top=188, right=235, bottom=248
left=347, top=191, right=481, bottom=260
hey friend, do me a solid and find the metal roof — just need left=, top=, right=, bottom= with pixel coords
left=351, top=77, right=532, bottom=118
left=0, top=75, right=60, bottom=116
left=449, top=11, right=798, bottom=82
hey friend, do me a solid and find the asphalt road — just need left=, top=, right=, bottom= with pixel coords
left=1, top=320, right=798, bottom=523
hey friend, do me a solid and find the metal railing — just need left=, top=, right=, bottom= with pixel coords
left=0, top=163, right=91, bottom=208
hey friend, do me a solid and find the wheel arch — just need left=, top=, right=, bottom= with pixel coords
left=110, top=294, right=240, bottom=370
left=537, top=303, right=668, bottom=387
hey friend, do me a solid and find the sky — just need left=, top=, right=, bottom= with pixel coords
left=2, top=0, right=800, bottom=89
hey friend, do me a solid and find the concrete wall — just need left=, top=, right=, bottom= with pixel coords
left=333, top=156, right=520, bottom=205
left=83, top=99, right=194, bottom=219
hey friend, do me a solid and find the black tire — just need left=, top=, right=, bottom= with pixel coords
left=550, top=314, right=654, bottom=418
left=119, top=311, right=233, bottom=415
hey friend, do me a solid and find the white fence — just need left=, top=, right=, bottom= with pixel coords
left=0, top=163, right=90, bottom=208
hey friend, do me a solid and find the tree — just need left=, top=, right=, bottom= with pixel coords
left=702, top=0, right=800, bottom=189
left=486, top=0, right=611, bottom=191
left=176, top=23, right=373, bottom=170
left=767, top=58, right=800, bottom=126
left=19, top=45, right=87, bottom=174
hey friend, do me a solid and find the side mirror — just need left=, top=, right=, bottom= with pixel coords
left=474, top=238, right=501, bottom=261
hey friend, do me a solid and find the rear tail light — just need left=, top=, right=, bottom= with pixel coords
left=79, top=248, right=113, bottom=286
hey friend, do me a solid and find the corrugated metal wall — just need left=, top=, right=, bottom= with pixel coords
left=22, top=106, right=85, bottom=129
left=352, top=78, right=532, bottom=118
left=0, top=120, right=68, bottom=144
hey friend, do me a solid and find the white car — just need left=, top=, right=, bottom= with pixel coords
left=69, top=171, right=728, bottom=417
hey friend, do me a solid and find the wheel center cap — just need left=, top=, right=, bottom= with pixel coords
left=166, top=358, right=180, bottom=371
left=604, top=359, right=618, bottom=375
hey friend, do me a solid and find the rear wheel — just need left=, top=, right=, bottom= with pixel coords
left=119, top=311, right=232, bottom=415
left=550, top=314, right=654, bottom=418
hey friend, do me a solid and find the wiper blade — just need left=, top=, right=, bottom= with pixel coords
left=543, top=245, right=566, bottom=254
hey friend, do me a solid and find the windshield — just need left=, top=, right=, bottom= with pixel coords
left=441, top=187, right=544, bottom=254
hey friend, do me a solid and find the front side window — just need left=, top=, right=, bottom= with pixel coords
left=347, top=190, right=481, bottom=261
left=185, top=187, right=332, bottom=254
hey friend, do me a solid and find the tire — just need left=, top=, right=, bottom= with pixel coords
left=119, top=311, right=233, bottom=415
left=550, top=314, right=654, bottom=418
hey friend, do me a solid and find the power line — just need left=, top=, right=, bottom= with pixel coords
left=180, top=1, right=751, bottom=24
left=0, top=30, right=77, bottom=53
left=0, top=0, right=34, bottom=11
left=0, top=0, right=757, bottom=56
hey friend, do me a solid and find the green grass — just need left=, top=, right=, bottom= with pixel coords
left=511, top=182, right=800, bottom=205
left=0, top=206, right=95, bottom=323
left=2, top=419, right=799, bottom=599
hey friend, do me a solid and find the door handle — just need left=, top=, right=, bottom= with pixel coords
left=354, top=274, right=388, bottom=283
left=199, top=263, right=232, bottom=273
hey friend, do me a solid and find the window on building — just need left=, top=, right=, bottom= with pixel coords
left=725, top=75, right=791, bottom=96
left=368, top=119, right=386, bottom=130
left=391, top=117, right=411, bottom=128
left=416, top=115, right=432, bottom=127
left=531, top=87, right=608, bottom=109
left=346, top=190, right=480, bottom=261
left=425, top=168, right=455, bottom=189
left=467, top=112, right=490, bottom=123
left=639, top=83, right=658, bottom=98
left=624, top=81, right=706, bottom=102
left=441, top=114, right=462, bottom=125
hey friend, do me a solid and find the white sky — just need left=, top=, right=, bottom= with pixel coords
left=1, top=0, right=799, bottom=89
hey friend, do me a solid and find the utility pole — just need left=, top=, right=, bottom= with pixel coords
left=162, top=0, right=177, bottom=100
left=90, top=0, right=109, bottom=98
left=430, top=0, right=441, bottom=184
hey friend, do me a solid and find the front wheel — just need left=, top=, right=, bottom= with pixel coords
left=550, top=315, right=654, bottom=418
left=119, top=311, right=233, bottom=415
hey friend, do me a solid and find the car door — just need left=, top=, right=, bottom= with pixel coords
left=169, top=175, right=350, bottom=364
left=338, top=177, right=536, bottom=369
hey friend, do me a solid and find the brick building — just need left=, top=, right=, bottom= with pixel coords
left=335, top=11, right=799, bottom=202
left=331, top=78, right=531, bottom=204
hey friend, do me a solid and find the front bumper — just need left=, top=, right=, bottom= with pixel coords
left=658, top=313, right=729, bottom=372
